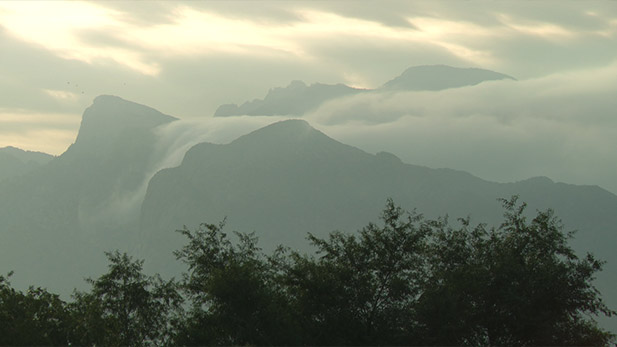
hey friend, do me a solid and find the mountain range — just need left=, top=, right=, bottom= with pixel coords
left=0, top=65, right=614, bottom=330
left=0, top=146, right=54, bottom=182
left=214, top=65, right=515, bottom=117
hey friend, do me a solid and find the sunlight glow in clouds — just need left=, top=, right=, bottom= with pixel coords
left=497, top=14, right=577, bottom=40
left=2, top=0, right=608, bottom=80
left=125, top=6, right=305, bottom=58
left=0, top=1, right=511, bottom=75
left=43, top=89, right=80, bottom=102
left=0, top=110, right=79, bottom=154
left=1, top=0, right=616, bottom=176
left=0, top=1, right=160, bottom=75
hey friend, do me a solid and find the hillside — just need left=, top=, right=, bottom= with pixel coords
left=0, top=146, right=54, bottom=182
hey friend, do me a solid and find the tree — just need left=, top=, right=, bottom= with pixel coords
left=68, top=251, right=182, bottom=346
left=284, top=199, right=430, bottom=345
left=417, top=196, right=615, bottom=345
left=3, top=197, right=611, bottom=346
left=170, top=197, right=614, bottom=345
left=173, top=221, right=301, bottom=346
left=0, top=272, right=70, bottom=346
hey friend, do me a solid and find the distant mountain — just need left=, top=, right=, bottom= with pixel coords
left=1, top=97, right=614, bottom=331
left=140, top=120, right=617, bottom=333
left=214, top=80, right=366, bottom=117
left=214, top=65, right=515, bottom=117
left=381, top=65, right=516, bottom=91
left=0, top=146, right=53, bottom=182
left=68, top=95, right=177, bottom=156
left=0, top=95, right=177, bottom=294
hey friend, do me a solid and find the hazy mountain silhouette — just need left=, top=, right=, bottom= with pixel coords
left=140, top=120, right=617, bottom=332
left=214, top=65, right=514, bottom=117
left=0, top=95, right=177, bottom=294
left=381, top=64, right=515, bottom=90
left=0, top=97, right=614, bottom=330
left=0, top=146, right=53, bottom=182
left=141, top=120, right=616, bottom=255
left=214, top=80, right=366, bottom=117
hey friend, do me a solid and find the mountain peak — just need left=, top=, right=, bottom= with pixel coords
left=382, top=65, right=515, bottom=91
left=70, top=95, right=177, bottom=154
left=87, top=95, right=177, bottom=123
left=231, top=119, right=325, bottom=147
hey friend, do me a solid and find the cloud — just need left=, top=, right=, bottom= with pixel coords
left=126, top=60, right=617, bottom=199
left=5, top=0, right=614, bottom=82
left=0, top=1, right=160, bottom=74
left=299, top=61, right=617, bottom=195
left=0, top=109, right=79, bottom=154
left=1, top=0, right=616, bottom=191
left=87, top=115, right=291, bottom=221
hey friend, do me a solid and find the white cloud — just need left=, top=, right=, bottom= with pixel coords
left=0, top=1, right=160, bottom=75
left=1, top=0, right=616, bottom=193
left=300, top=62, right=617, bottom=194
left=43, top=89, right=80, bottom=102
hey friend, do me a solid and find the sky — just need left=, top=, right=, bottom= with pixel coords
left=1, top=0, right=616, bottom=193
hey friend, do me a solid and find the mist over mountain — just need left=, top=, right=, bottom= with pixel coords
left=0, top=146, right=54, bottom=182
left=214, top=65, right=514, bottom=117
left=215, top=80, right=366, bottom=117
left=1, top=89, right=616, bottom=331
left=140, top=119, right=617, bottom=330
left=381, top=65, right=516, bottom=90
left=0, top=95, right=177, bottom=292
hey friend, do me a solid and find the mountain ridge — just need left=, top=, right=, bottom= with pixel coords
left=0, top=146, right=54, bottom=182
left=0, top=96, right=615, bottom=331
left=214, top=65, right=515, bottom=117
left=381, top=64, right=516, bottom=90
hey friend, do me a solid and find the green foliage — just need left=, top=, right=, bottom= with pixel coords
left=173, top=221, right=301, bottom=346
left=172, top=197, right=614, bottom=345
left=0, top=197, right=613, bottom=346
left=0, top=272, right=70, bottom=346
left=284, top=199, right=430, bottom=345
left=418, top=196, right=615, bottom=345
left=68, top=251, right=182, bottom=346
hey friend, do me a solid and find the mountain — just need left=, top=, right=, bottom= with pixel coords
left=1, top=97, right=614, bottom=330
left=140, top=120, right=617, bottom=333
left=141, top=119, right=617, bottom=256
left=214, top=65, right=515, bottom=117
left=0, top=95, right=177, bottom=294
left=214, top=80, right=365, bottom=117
left=0, top=146, right=54, bottom=182
left=381, top=65, right=516, bottom=90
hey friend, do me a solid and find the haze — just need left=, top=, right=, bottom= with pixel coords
left=2, top=1, right=617, bottom=338
left=1, top=0, right=616, bottom=194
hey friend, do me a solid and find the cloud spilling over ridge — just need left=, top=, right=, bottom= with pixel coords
left=2, top=1, right=615, bottom=156
left=300, top=62, right=617, bottom=194
left=57, top=59, right=617, bottom=243
left=63, top=60, right=617, bottom=221
left=144, top=61, right=617, bottom=196
left=93, top=116, right=291, bottom=219
left=152, top=115, right=291, bottom=169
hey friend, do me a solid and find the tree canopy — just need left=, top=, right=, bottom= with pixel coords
left=0, top=197, right=614, bottom=345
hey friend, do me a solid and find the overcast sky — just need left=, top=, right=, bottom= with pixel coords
left=1, top=1, right=616, bottom=193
